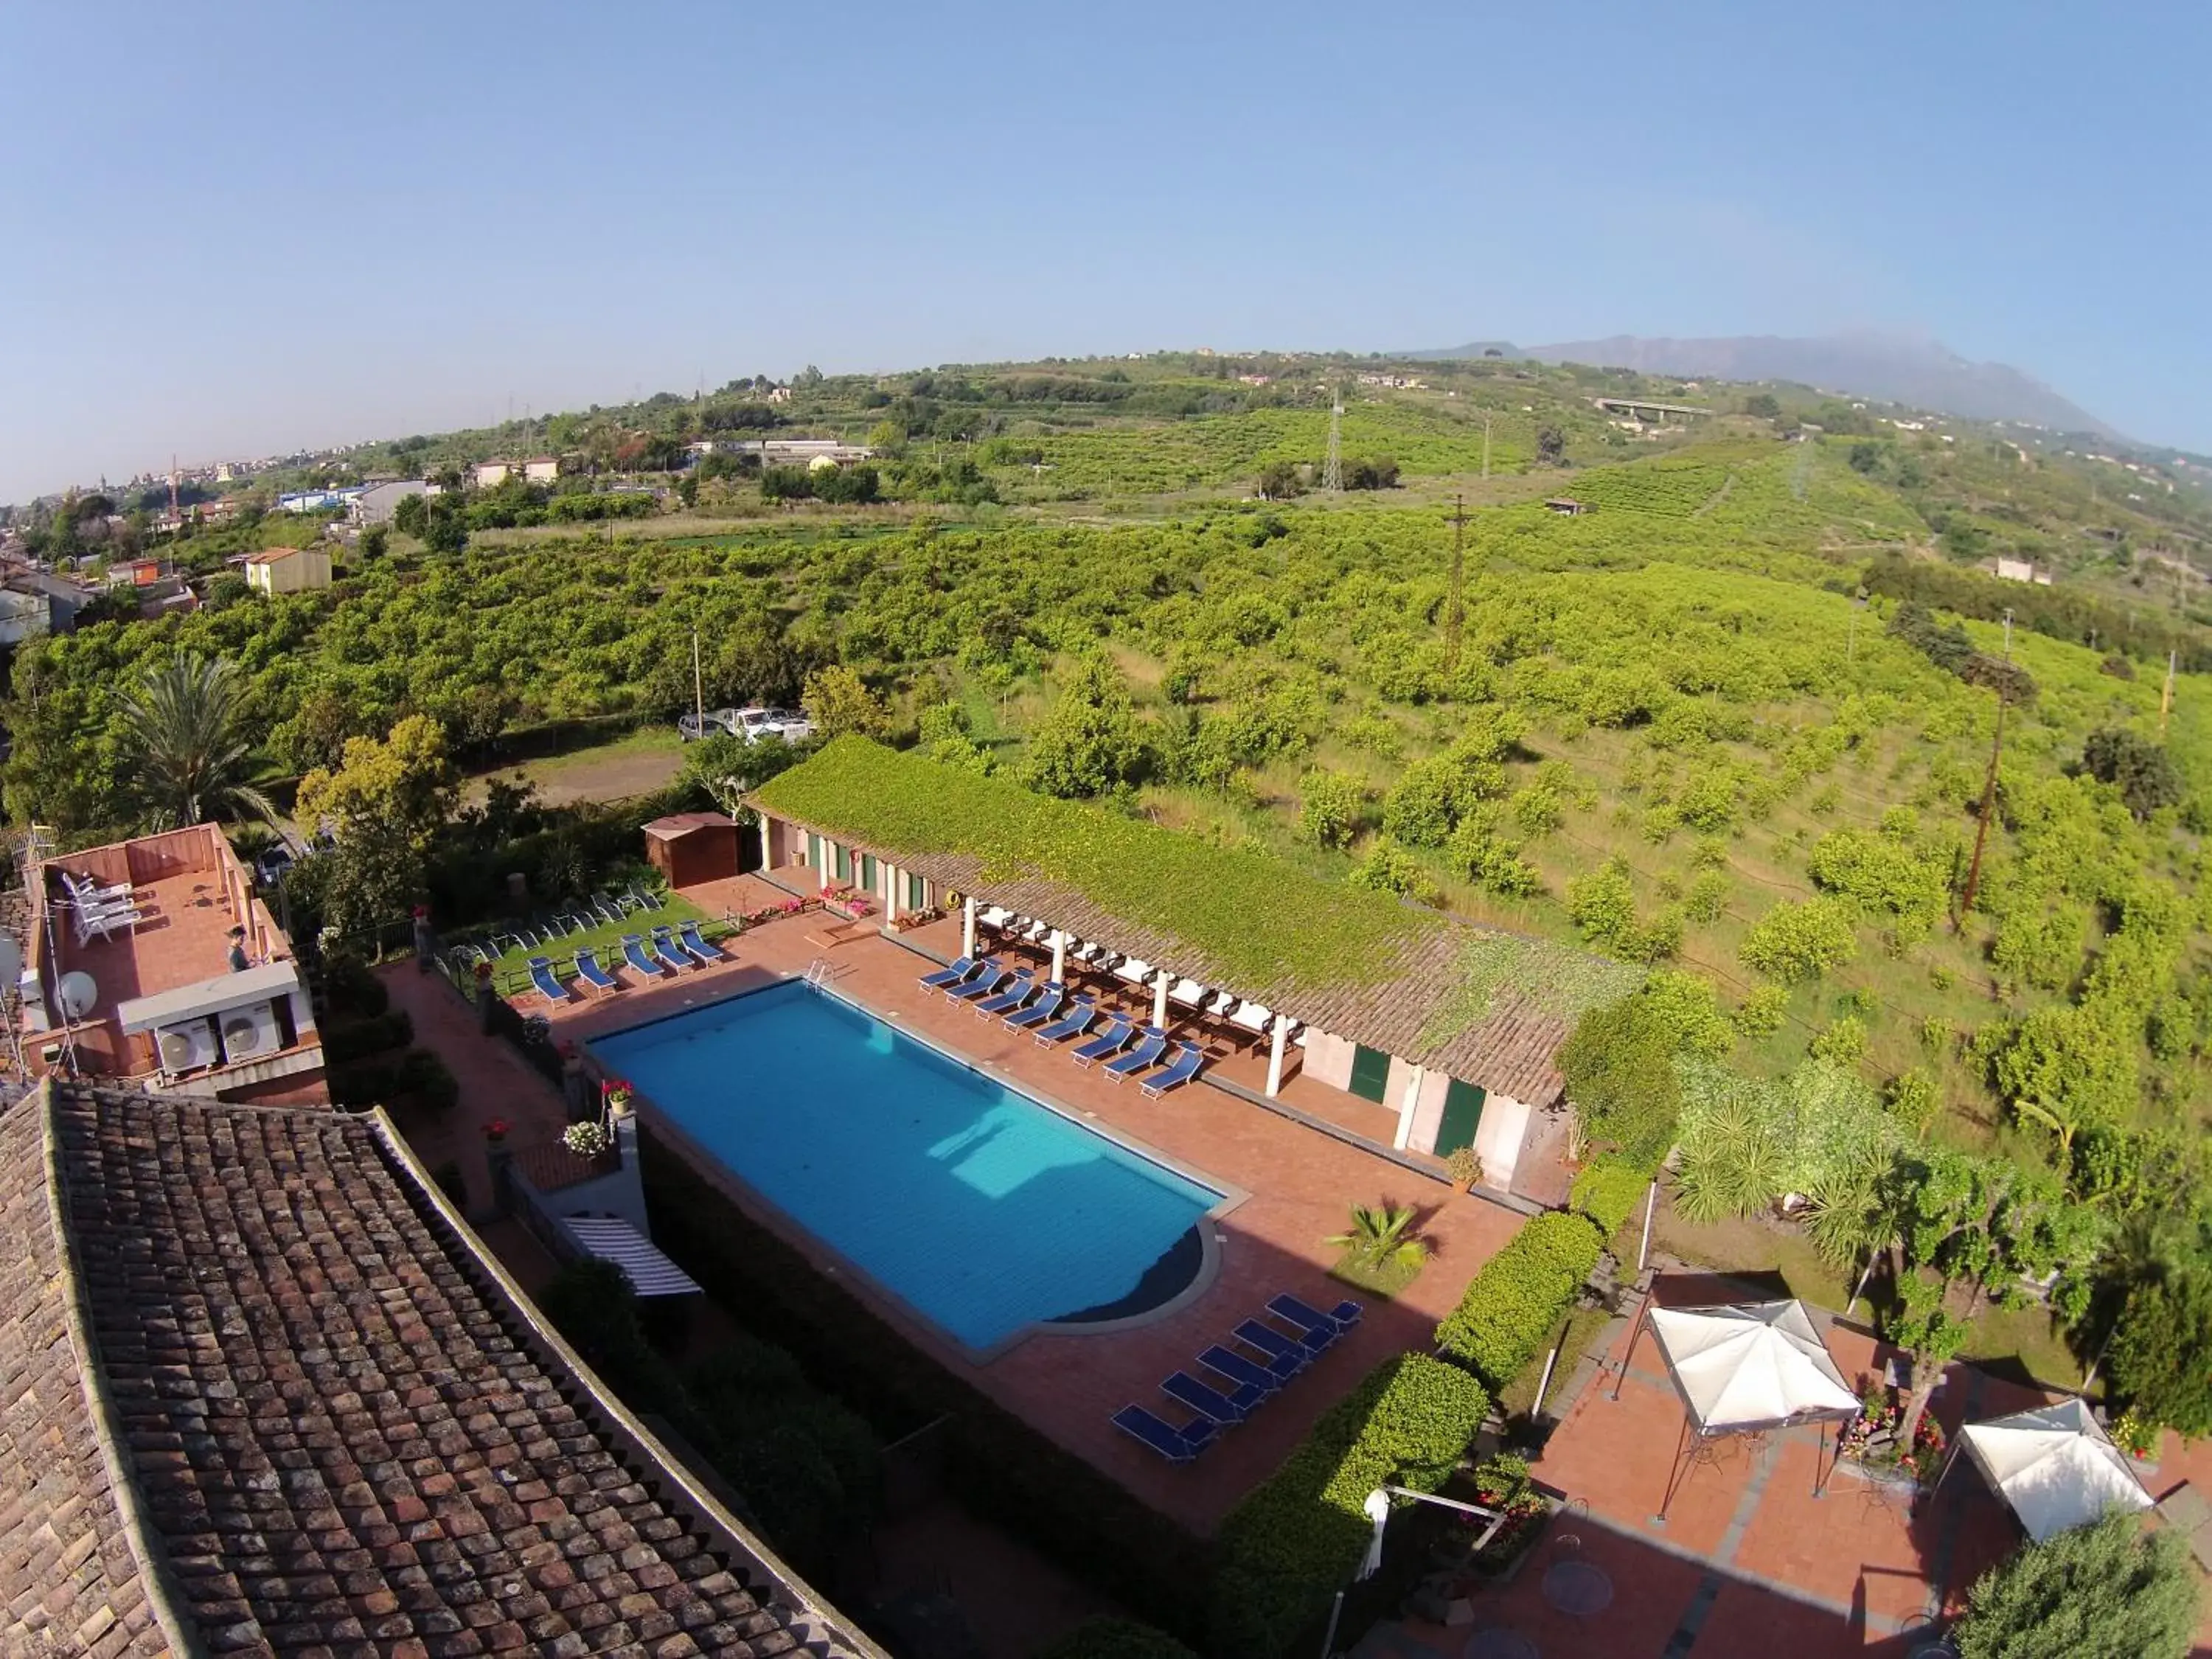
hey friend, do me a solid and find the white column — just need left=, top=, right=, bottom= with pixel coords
left=961, top=896, right=977, bottom=959
left=757, top=815, right=773, bottom=875
left=885, top=863, right=901, bottom=922
left=1265, top=1015, right=1293, bottom=1098
left=819, top=840, right=835, bottom=891
left=1152, top=970, right=1170, bottom=1030
left=1050, top=930, right=1067, bottom=985
left=1393, top=1063, right=1427, bottom=1152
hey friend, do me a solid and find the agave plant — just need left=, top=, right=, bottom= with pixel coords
left=1327, top=1203, right=1428, bottom=1273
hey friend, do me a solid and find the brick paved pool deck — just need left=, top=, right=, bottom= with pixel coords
left=387, top=879, right=2212, bottom=1647
left=392, top=877, right=1525, bottom=1534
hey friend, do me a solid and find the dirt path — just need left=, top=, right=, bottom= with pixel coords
left=462, top=733, right=685, bottom=807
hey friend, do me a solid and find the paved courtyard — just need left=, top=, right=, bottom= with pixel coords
left=400, top=875, right=1525, bottom=1534
left=1371, top=1279, right=2212, bottom=1658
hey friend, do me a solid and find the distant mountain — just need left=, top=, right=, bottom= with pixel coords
left=1408, top=332, right=2117, bottom=437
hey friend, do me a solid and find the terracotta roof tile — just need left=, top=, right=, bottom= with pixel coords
left=0, top=1082, right=881, bottom=1658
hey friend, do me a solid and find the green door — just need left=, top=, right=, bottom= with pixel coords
left=807, top=832, right=822, bottom=871
left=906, top=872, right=928, bottom=909
left=835, top=844, right=852, bottom=883
left=1349, top=1044, right=1392, bottom=1103
left=860, top=852, right=877, bottom=892
left=1434, top=1077, right=1488, bottom=1157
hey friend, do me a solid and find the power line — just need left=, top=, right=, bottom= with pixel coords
left=1323, top=385, right=1343, bottom=495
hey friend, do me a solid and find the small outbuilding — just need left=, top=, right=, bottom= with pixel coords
left=1543, top=498, right=1587, bottom=516
left=643, top=812, right=740, bottom=888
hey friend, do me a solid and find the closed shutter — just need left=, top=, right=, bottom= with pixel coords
left=835, top=844, right=852, bottom=883
left=1349, top=1044, right=1392, bottom=1103
left=807, top=832, right=821, bottom=869
left=907, top=872, right=928, bottom=909
left=860, top=852, right=877, bottom=891
left=1434, top=1078, right=1488, bottom=1157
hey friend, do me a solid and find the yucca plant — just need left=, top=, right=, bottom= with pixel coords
left=1327, top=1203, right=1429, bottom=1273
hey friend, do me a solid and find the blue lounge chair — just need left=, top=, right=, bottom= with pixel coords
left=971, top=971, right=1036, bottom=1018
left=526, top=955, right=569, bottom=1004
left=622, top=933, right=669, bottom=978
left=1103, top=1027, right=1169, bottom=1082
left=946, top=966, right=1013, bottom=1005
left=1200, top=1343, right=1295, bottom=1394
left=1032, top=996, right=1096, bottom=1046
left=648, top=928, right=695, bottom=973
left=1003, top=984, right=1065, bottom=1031
left=1070, top=1015, right=1135, bottom=1069
left=574, top=949, right=621, bottom=996
left=1270, top=1293, right=1365, bottom=1338
left=679, top=920, right=725, bottom=963
left=1111, top=1404, right=1219, bottom=1464
left=918, top=954, right=978, bottom=992
left=1161, top=1369, right=1265, bottom=1427
left=1237, top=1315, right=1329, bottom=1364
left=1136, top=1042, right=1205, bottom=1099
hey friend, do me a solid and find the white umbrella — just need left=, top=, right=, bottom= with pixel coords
left=1957, top=1398, right=2152, bottom=1543
left=1646, top=1301, right=1860, bottom=1432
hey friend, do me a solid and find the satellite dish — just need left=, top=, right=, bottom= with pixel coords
left=0, top=936, right=22, bottom=987
left=57, top=970, right=97, bottom=1020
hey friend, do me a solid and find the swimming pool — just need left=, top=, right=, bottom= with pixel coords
left=593, top=980, right=1225, bottom=1351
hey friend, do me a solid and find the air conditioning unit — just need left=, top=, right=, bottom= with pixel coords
left=218, top=1001, right=283, bottom=1063
left=154, top=1018, right=218, bottom=1075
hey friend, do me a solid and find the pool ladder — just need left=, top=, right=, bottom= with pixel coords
left=804, top=956, right=834, bottom=987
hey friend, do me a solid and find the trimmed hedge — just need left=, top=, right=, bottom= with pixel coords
left=1569, top=1159, right=1651, bottom=1239
left=321, top=1008, right=415, bottom=1066
left=1211, top=1353, right=1489, bottom=1659
left=1035, top=1619, right=1202, bottom=1659
left=1433, top=1211, right=1604, bottom=1391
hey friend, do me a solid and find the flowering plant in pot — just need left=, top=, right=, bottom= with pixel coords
left=602, top=1077, right=634, bottom=1113
left=481, top=1118, right=511, bottom=1145
left=563, top=1121, right=611, bottom=1158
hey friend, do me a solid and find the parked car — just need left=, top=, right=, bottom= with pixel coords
left=734, top=706, right=814, bottom=744
left=678, top=707, right=742, bottom=742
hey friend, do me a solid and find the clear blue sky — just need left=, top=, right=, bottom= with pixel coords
left=4, top=1, right=2205, bottom=501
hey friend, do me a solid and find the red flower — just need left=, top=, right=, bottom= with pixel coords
left=483, top=1119, right=511, bottom=1138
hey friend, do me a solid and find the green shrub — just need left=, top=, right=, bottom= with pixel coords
left=1739, top=896, right=1860, bottom=983
left=1571, top=1161, right=1650, bottom=1238
left=1211, top=1353, right=1489, bottom=1659
left=1037, top=1620, right=1202, bottom=1659
left=1433, top=1211, right=1603, bottom=1390
left=396, top=1047, right=460, bottom=1113
left=1955, top=1510, right=2198, bottom=1659
left=1733, top=983, right=1790, bottom=1035
left=321, top=1007, right=415, bottom=1065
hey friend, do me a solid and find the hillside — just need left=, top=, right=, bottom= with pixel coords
left=1414, top=331, right=2116, bottom=437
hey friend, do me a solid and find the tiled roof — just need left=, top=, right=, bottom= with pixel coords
left=0, top=1082, right=882, bottom=1659
left=755, top=741, right=1644, bottom=1105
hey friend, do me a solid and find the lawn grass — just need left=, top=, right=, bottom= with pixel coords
left=1498, top=1301, right=1613, bottom=1422
left=484, top=893, right=712, bottom=996
left=1328, top=1248, right=1427, bottom=1301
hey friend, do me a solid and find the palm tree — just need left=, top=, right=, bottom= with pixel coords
left=1327, top=1203, right=1428, bottom=1274
left=114, top=653, right=276, bottom=829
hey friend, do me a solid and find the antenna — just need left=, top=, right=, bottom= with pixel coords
left=1324, top=384, right=1343, bottom=494
left=1443, top=494, right=1470, bottom=675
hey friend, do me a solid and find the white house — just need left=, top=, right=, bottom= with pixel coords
left=473, top=461, right=512, bottom=489
left=523, top=456, right=560, bottom=484
left=349, top=480, right=439, bottom=526
left=244, top=545, right=333, bottom=596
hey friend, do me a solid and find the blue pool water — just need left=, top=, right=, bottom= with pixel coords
left=593, top=981, right=1222, bottom=1349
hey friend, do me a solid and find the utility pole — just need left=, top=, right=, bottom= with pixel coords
left=2003, top=606, right=2014, bottom=659
left=1324, top=385, right=1343, bottom=494
left=1481, top=414, right=1492, bottom=481
left=1443, top=494, right=1470, bottom=675
left=2162, top=647, right=2178, bottom=738
left=692, top=625, right=705, bottom=734
left=1958, top=689, right=2008, bottom=926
